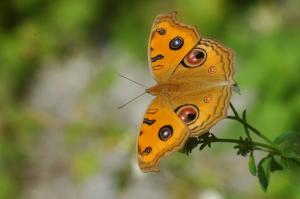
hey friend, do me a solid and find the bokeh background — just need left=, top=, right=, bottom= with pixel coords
left=1, top=0, right=300, bottom=199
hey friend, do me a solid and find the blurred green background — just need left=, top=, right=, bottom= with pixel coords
left=0, top=0, right=300, bottom=199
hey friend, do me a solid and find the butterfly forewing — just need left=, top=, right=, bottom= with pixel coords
left=148, top=12, right=200, bottom=82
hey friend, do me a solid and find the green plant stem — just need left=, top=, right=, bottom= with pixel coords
left=228, top=103, right=275, bottom=146
left=188, top=103, right=300, bottom=168
left=227, top=116, right=276, bottom=147
left=206, top=137, right=280, bottom=155
left=252, top=147, right=277, bottom=154
left=286, top=158, right=300, bottom=167
left=242, top=110, right=252, bottom=141
left=229, top=103, right=239, bottom=118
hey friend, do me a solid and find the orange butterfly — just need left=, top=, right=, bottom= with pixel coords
left=137, top=12, right=235, bottom=172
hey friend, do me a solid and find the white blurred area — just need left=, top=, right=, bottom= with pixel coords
left=198, top=189, right=224, bottom=199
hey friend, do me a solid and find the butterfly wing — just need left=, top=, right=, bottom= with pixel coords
left=137, top=96, right=189, bottom=172
left=148, top=12, right=200, bottom=82
left=169, top=38, right=234, bottom=82
left=169, top=86, right=232, bottom=136
left=168, top=38, right=235, bottom=136
left=138, top=14, right=235, bottom=172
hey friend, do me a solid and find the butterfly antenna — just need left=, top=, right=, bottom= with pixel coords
left=119, top=74, right=148, bottom=88
left=118, top=91, right=147, bottom=109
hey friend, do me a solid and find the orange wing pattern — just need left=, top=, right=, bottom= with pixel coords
left=137, top=97, right=189, bottom=172
left=148, top=12, right=200, bottom=82
left=169, top=86, right=232, bottom=136
left=169, top=38, right=234, bottom=82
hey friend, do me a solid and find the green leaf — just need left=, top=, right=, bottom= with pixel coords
left=274, top=131, right=300, bottom=160
left=280, top=157, right=290, bottom=169
left=270, top=157, right=283, bottom=172
left=248, top=152, right=257, bottom=176
left=257, top=156, right=272, bottom=192
left=274, top=132, right=300, bottom=154
left=280, top=157, right=300, bottom=169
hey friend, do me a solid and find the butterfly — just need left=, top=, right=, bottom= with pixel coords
left=137, top=12, right=235, bottom=172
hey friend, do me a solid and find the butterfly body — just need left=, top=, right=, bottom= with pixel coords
left=146, top=83, right=179, bottom=96
left=147, top=79, right=234, bottom=97
left=137, top=12, right=235, bottom=172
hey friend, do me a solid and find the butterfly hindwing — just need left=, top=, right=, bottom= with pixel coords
left=169, top=86, right=232, bottom=136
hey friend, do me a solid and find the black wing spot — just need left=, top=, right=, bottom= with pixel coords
left=157, top=28, right=166, bottom=35
left=169, top=36, right=184, bottom=50
left=143, top=118, right=156, bottom=125
left=142, top=146, right=152, bottom=156
left=151, top=54, right=164, bottom=62
left=158, top=125, right=173, bottom=141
